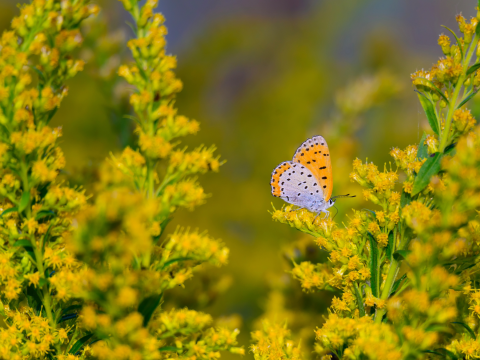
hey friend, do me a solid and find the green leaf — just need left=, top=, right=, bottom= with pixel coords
left=476, top=16, right=480, bottom=37
left=457, top=88, right=480, bottom=109
left=35, top=210, right=55, bottom=220
left=414, top=78, right=449, bottom=104
left=159, top=346, right=182, bottom=352
left=26, top=285, right=43, bottom=312
left=455, top=262, right=476, bottom=274
left=445, top=143, right=456, bottom=156
left=353, top=283, right=365, bottom=317
left=451, top=322, right=476, bottom=339
left=412, top=153, right=443, bottom=196
left=13, top=240, right=33, bottom=248
left=443, top=255, right=478, bottom=266
left=417, top=132, right=428, bottom=160
left=39, top=277, right=47, bottom=288
left=432, top=348, right=459, bottom=360
left=58, top=313, right=78, bottom=324
left=390, top=273, right=407, bottom=296
left=466, top=63, right=480, bottom=76
left=30, top=65, right=46, bottom=82
left=0, top=207, right=17, bottom=218
left=61, top=304, right=83, bottom=316
left=14, top=239, right=35, bottom=259
left=138, top=293, right=163, bottom=327
left=162, top=257, right=194, bottom=269
left=153, top=217, right=172, bottom=244
left=416, top=92, right=439, bottom=135
left=422, top=350, right=448, bottom=357
left=386, top=231, right=394, bottom=262
left=45, top=107, right=58, bottom=124
left=400, top=190, right=411, bottom=209
left=362, top=209, right=376, bottom=218
left=18, top=191, right=30, bottom=213
left=425, top=324, right=452, bottom=334
left=69, top=333, right=94, bottom=354
left=368, top=233, right=379, bottom=297
left=441, top=25, right=464, bottom=60
left=393, top=250, right=411, bottom=261
left=125, top=21, right=138, bottom=36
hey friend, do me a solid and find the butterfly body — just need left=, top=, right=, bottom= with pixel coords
left=270, top=135, right=336, bottom=217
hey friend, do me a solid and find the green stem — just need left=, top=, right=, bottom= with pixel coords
left=374, top=256, right=400, bottom=323
left=353, top=283, right=365, bottom=317
left=20, top=162, right=31, bottom=218
left=146, top=160, right=154, bottom=198
left=439, top=34, right=479, bottom=152
left=439, top=75, right=464, bottom=152
left=32, top=244, right=55, bottom=328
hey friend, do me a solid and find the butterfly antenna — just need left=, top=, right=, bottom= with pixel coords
left=331, top=193, right=356, bottom=200
left=332, top=204, right=339, bottom=220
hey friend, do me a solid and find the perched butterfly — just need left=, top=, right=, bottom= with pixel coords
left=270, top=135, right=354, bottom=218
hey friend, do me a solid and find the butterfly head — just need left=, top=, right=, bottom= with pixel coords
left=328, top=198, right=335, bottom=207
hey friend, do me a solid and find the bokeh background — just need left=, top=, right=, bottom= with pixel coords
left=1, top=0, right=479, bottom=357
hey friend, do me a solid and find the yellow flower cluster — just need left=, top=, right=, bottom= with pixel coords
left=55, top=0, right=243, bottom=357
left=0, top=307, right=71, bottom=359
left=453, top=108, right=477, bottom=134
left=1, top=1, right=98, bottom=124
left=80, top=308, right=161, bottom=359
left=448, top=337, right=480, bottom=360
left=250, top=320, right=302, bottom=360
left=290, top=261, right=334, bottom=292
left=350, top=158, right=400, bottom=208
left=269, top=6, right=480, bottom=357
left=0, top=0, right=243, bottom=358
left=410, top=10, right=479, bottom=152
left=390, top=145, right=426, bottom=176
left=150, top=308, right=244, bottom=357
left=0, top=0, right=101, bottom=358
left=257, top=4, right=480, bottom=360
left=314, top=314, right=402, bottom=359
left=158, top=229, right=229, bottom=270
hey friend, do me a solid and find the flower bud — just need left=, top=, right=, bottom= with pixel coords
left=438, top=34, right=451, bottom=55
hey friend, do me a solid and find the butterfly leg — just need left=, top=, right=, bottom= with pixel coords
left=313, top=210, right=329, bottom=222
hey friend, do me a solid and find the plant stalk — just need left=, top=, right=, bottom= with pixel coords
left=374, top=257, right=400, bottom=323
left=439, top=33, right=479, bottom=152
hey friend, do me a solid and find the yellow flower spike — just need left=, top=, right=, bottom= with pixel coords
left=376, top=233, right=389, bottom=248
left=464, top=23, right=476, bottom=43
left=138, top=131, right=172, bottom=159
left=457, top=13, right=467, bottom=32
left=425, top=134, right=439, bottom=155
left=367, top=222, right=380, bottom=235
left=24, top=272, right=40, bottom=288
left=438, top=34, right=451, bottom=55
left=22, top=218, right=38, bottom=235
left=116, top=287, right=138, bottom=308
left=453, top=108, right=476, bottom=134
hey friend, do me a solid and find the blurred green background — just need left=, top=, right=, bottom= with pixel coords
left=1, top=0, right=479, bottom=356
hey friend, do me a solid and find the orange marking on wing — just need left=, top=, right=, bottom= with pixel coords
left=270, top=162, right=291, bottom=197
left=292, top=136, right=333, bottom=201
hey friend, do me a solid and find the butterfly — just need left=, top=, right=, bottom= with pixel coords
left=270, top=135, right=354, bottom=218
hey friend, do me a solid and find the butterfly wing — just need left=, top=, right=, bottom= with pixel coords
left=292, top=135, right=333, bottom=201
left=270, top=161, right=322, bottom=207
